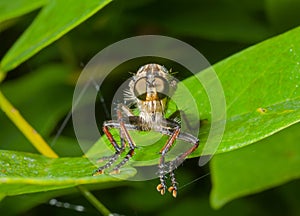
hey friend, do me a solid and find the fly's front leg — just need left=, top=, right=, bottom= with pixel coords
left=110, top=107, right=137, bottom=174
left=96, top=123, right=125, bottom=163
left=157, top=127, right=180, bottom=196
left=93, top=121, right=125, bottom=175
left=93, top=104, right=136, bottom=175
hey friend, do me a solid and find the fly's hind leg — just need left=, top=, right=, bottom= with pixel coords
left=167, top=170, right=178, bottom=198
left=166, top=132, right=199, bottom=192
left=157, top=126, right=180, bottom=196
left=158, top=125, right=199, bottom=197
left=172, top=132, right=199, bottom=167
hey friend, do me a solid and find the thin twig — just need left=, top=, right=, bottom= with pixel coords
left=77, top=186, right=112, bottom=216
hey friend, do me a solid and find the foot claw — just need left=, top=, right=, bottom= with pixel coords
left=168, top=186, right=177, bottom=198
left=156, top=184, right=166, bottom=195
left=93, top=169, right=104, bottom=176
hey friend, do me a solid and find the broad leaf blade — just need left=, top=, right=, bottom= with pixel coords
left=186, top=26, right=300, bottom=155
left=86, top=27, right=300, bottom=166
left=210, top=123, right=300, bottom=208
left=0, top=0, right=112, bottom=72
left=0, top=150, right=136, bottom=196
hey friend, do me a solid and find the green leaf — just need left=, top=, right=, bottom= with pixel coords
left=187, top=26, right=300, bottom=156
left=51, top=136, right=83, bottom=157
left=0, top=0, right=46, bottom=23
left=0, top=0, right=112, bottom=72
left=0, top=150, right=136, bottom=196
left=210, top=123, right=300, bottom=208
left=87, top=27, right=300, bottom=167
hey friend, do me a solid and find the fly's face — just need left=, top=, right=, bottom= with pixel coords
left=128, top=64, right=177, bottom=126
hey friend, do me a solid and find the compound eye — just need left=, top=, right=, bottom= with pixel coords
left=155, top=77, right=169, bottom=99
left=134, top=77, right=147, bottom=100
left=133, top=76, right=170, bottom=100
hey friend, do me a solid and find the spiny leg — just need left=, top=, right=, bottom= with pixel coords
left=97, top=125, right=126, bottom=164
left=94, top=103, right=137, bottom=175
left=110, top=109, right=136, bottom=174
left=110, top=148, right=134, bottom=174
left=157, top=127, right=180, bottom=196
left=172, top=141, right=199, bottom=167
left=162, top=139, right=199, bottom=197
left=168, top=137, right=199, bottom=183
left=93, top=123, right=125, bottom=175
left=160, top=129, right=200, bottom=197
left=168, top=170, right=178, bottom=198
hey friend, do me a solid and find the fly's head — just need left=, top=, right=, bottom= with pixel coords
left=126, top=64, right=177, bottom=126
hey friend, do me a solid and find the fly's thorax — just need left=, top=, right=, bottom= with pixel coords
left=139, top=108, right=164, bottom=131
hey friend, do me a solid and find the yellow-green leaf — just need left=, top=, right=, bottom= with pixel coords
left=0, top=150, right=136, bottom=196
left=0, top=0, right=112, bottom=72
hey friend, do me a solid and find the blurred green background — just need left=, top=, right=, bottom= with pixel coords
left=1, top=0, right=300, bottom=215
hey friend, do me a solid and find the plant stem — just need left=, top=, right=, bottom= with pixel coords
left=0, top=91, right=58, bottom=158
left=77, top=185, right=112, bottom=216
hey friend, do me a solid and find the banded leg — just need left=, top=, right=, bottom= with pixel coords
left=169, top=137, right=199, bottom=172
left=164, top=138, right=199, bottom=197
left=157, top=127, right=180, bottom=196
left=93, top=122, right=125, bottom=175
left=168, top=170, right=178, bottom=198
left=110, top=110, right=136, bottom=174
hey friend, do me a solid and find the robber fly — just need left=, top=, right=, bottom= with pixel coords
left=93, top=63, right=199, bottom=197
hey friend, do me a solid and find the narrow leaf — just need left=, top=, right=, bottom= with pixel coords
left=0, top=0, right=46, bottom=23
left=0, top=150, right=136, bottom=196
left=0, top=0, right=112, bottom=72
